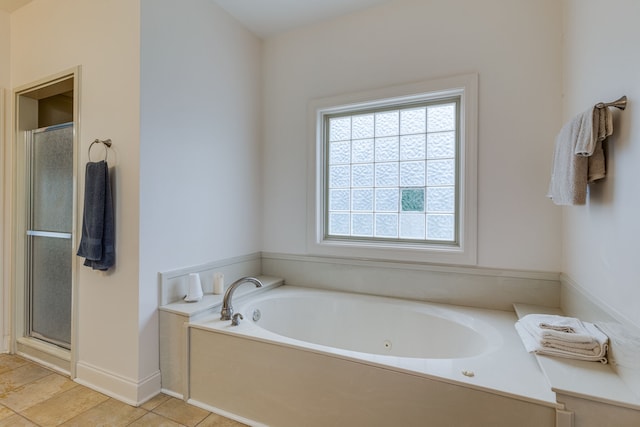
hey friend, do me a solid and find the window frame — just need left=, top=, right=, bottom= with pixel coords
left=307, top=74, right=478, bottom=265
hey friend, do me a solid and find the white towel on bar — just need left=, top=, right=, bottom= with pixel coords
left=547, top=106, right=613, bottom=205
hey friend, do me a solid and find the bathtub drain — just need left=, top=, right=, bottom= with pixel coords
left=383, top=340, right=392, bottom=351
left=252, top=309, right=261, bottom=322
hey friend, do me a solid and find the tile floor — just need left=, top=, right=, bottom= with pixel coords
left=0, top=354, right=247, bottom=427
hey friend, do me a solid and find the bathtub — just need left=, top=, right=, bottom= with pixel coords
left=187, top=286, right=559, bottom=427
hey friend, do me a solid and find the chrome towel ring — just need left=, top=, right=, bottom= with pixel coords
left=88, top=138, right=112, bottom=162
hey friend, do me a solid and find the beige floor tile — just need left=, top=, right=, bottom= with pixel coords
left=141, top=392, right=171, bottom=410
left=0, top=363, right=52, bottom=395
left=153, top=397, right=209, bottom=427
left=128, top=411, right=186, bottom=427
left=0, top=413, right=39, bottom=427
left=0, top=355, right=29, bottom=375
left=197, top=412, right=249, bottom=427
left=0, top=372, right=77, bottom=412
left=59, top=397, right=147, bottom=427
left=21, top=384, right=109, bottom=427
left=0, top=406, right=15, bottom=420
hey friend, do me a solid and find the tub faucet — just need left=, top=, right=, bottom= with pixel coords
left=220, top=276, right=263, bottom=321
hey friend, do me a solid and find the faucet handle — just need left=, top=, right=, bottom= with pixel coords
left=231, top=313, right=244, bottom=326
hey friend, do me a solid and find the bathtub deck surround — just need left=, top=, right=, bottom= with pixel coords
left=514, top=304, right=640, bottom=426
left=187, top=286, right=559, bottom=427
left=159, top=275, right=283, bottom=399
left=261, top=252, right=561, bottom=311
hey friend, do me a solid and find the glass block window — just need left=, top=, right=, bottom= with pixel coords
left=325, top=99, right=458, bottom=243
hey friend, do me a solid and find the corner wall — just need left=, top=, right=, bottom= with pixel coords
left=10, top=0, right=144, bottom=403
left=561, top=0, right=640, bottom=327
left=0, top=10, right=9, bottom=353
left=139, top=0, right=263, bottom=392
left=262, top=0, right=563, bottom=273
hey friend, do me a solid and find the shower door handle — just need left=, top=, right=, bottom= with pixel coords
left=26, top=230, right=72, bottom=239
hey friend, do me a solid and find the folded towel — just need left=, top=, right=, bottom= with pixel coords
left=77, top=161, right=115, bottom=271
left=520, top=314, right=595, bottom=343
left=515, top=315, right=609, bottom=364
left=515, top=322, right=608, bottom=364
left=547, top=106, right=613, bottom=205
left=534, top=313, right=580, bottom=333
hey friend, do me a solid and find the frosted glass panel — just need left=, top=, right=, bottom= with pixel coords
left=427, top=159, right=455, bottom=186
left=375, top=111, right=399, bottom=137
left=352, top=139, right=374, bottom=163
left=375, top=188, right=398, bottom=211
left=427, top=214, right=455, bottom=240
left=400, top=161, right=425, bottom=186
left=32, top=126, right=73, bottom=232
left=329, top=189, right=350, bottom=211
left=352, top=189, right=373, bottom=211
left=375, top=213, right=398, bottom=237
left=329, top=165, right=350, bottom=188
left=427, top=132, right=455, bottom=159
left=375, top=163, right=398, bottom=187
left=30, top=236, right=72, bottom=346
left=27, top=123, right=74, bottom=349
left=330, top=117, right=351, bottom=141
left=399, top=214, right=426, bottom=239
left=352, top=114, right=374, bottom=139
left=324, top=98, right=458, bottom=243
left=329, top=213, right=350, bottom=235
left=427, top=187, right=455, bottom=212
left=400, top=107, right=426, bottom=135
left=401, top=188, right=425, bottom=212
left=351, top=213, right=373, bottom=236
left=351, top=164, right=374, bottom=187
left=400, top=134, right=426, bottom=160
left=375, top=137, right=399, bottom=162
left=330, top=141, right=350, bottom=164
left=427, top=104, right=455, bottom=132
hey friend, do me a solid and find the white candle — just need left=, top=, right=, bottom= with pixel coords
left=213, top=272, right=224, bottom=294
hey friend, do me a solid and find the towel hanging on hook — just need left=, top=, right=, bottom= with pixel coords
left=88, top=138, right=112, bottom=162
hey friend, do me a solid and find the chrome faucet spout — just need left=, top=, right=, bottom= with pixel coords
left=220, top=277, right=263, bottom=321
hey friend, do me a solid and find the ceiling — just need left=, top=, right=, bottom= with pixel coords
left=213, top=0, right=391, bottom=38
left=0, top=0, right=31, bottom=13
left=0, top=0, right=390, bottom=38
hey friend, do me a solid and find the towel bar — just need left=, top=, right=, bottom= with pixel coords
left=596, top=95, right=627, bottom=110
left=88, top=138, right=112, bottom=162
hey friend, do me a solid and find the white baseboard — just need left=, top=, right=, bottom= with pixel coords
left=75, top=361, right=161, bottom=406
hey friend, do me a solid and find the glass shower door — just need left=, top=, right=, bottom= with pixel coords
left=26, top=123, right=74, bottom=349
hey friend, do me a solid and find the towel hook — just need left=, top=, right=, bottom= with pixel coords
left=88, top=138, right=112, bottom=162
left=596, top=95, right=627, bottom=110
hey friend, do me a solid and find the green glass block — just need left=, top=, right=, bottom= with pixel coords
left=401, top=188, right=425, bottom=212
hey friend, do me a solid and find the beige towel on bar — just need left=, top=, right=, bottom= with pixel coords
left=547, top=107, right=613, bottom=205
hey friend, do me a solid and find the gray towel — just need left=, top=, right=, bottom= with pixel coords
left=547, top=107, right=613, bottom=205
left=77, top=161, right=115, bottom=270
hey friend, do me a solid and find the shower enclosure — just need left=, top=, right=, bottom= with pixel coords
left=25, top=123, right=74, bottom=349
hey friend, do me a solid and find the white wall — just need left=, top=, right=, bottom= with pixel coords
left=0, top=10, right=9, bottom=353
left=139, top=0, right=262, bottom=384
left=0, top=11, right=8, bottom=86
left=262, top=0, right=563, bottom=272
left=562, top=0, right=640, bottom=326
left=10, top=0, right=144, bottom=402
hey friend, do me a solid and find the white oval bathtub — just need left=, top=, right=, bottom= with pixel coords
left=242, top=287, right=498, bottom=359
left=188, top=286, right=558, bottom=427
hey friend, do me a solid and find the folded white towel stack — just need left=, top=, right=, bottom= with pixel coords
left=515, top=314, right=609, bottom=364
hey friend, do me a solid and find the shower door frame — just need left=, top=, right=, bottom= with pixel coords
left=10, top=68, right=81, bottom=377
left=25, top=122, right=74, bottom=350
